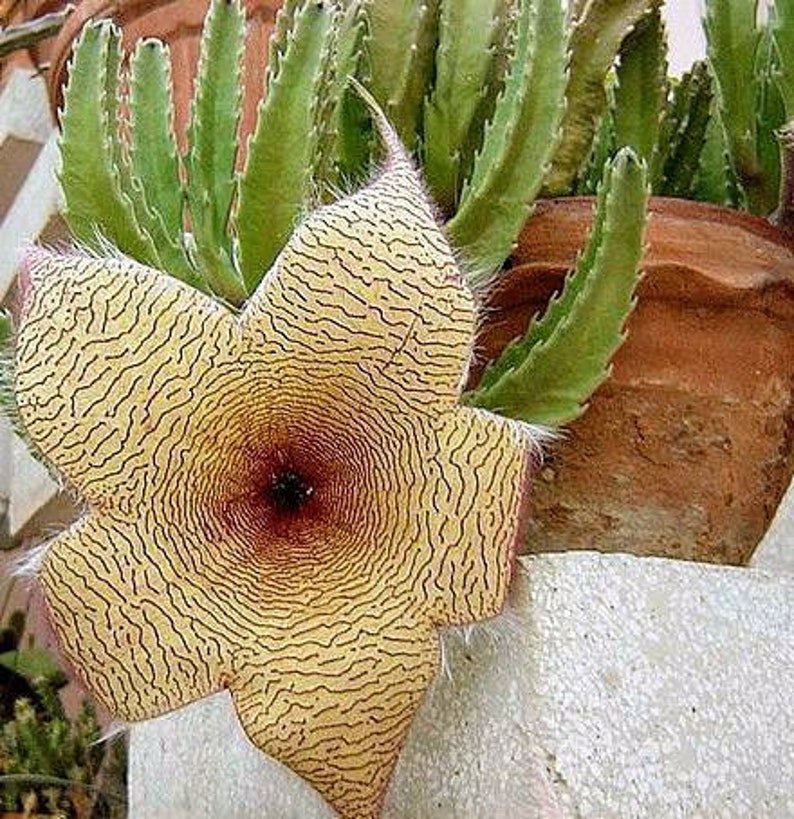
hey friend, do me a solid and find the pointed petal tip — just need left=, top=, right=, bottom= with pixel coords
left=348, top=77, right=412, bottom=174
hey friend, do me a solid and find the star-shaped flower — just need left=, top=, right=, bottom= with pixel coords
left=13, top=127, right=534, bottom=818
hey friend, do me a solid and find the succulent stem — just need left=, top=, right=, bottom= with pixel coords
left=773, top=120, right=794, bottom=237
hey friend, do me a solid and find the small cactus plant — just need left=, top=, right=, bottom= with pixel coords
left=0, top=608, right=127, bottom=818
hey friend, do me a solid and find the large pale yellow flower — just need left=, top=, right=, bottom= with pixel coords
left=14, top=129, right=534, bottom=818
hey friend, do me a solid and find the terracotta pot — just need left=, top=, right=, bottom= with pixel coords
left=44, top=0, right=280, bottom=151
left=472, top=197, right=794, bottom=565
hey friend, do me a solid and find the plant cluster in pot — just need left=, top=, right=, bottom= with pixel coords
left=0, top=0, right=791, bottom=816
left=493, top=1, right=794, bottom=565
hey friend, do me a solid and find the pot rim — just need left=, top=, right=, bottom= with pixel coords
left=533, top=194, right=794, bottom=254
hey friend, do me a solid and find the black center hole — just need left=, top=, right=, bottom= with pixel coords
left=266, top=469, right=313, bottom=515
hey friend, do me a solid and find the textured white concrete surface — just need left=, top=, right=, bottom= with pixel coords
left=753, top=480, right=794, bottom=573
left=129, top=552, right=794, bottom=818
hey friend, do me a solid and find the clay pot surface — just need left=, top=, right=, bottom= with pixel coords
left=45, top=0, right=279, bottom=152
left=473, top=197, right=794, bottom=565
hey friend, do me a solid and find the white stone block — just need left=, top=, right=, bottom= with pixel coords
left=753, top=479, right=794, bottom=573
left=128, top=552, right=794, bottom=818
left=0, top=129, right=60, bottom=302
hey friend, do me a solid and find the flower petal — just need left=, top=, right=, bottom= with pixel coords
left=14, top=249, right=240, bottom=513
left=239, top=150, right=476, bottom=414
left=419, top=408, right=535, bottom=626
left=38, top=514, right=229, bottom=720
left=229, top=610, right=438, bottom=819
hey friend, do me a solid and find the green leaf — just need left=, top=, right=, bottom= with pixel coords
left=58, top=22, right=159, bottom=264
left=773, top=0, right=794, bottom=118
left=613, top=8, right=667, bottom=164
left=657, top=61, right=713, bottom=198
left=446, top=0, right=567, bottom=281
left=467, top=148, right=648, bottom=427
left=236, top=0, right=335, bottom=294
left=364, top=0, right=439, bottom=150
left=184, top=0, right=246, bottom=303
left=128, top=39, right=202, bottom=288
left=423, top=0, right=505, bottom=212
left=543, top=0, right=660, bottom=195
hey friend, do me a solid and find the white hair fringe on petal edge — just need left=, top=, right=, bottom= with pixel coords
left=97, top=720, right=130, bottom=746
left=10, top=540, right=50, bottom=579
left=436, top=559, right=532, bottom=687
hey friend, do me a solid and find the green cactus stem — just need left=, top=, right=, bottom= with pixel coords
left=58, top=23, right=160, bottom=266
left=613, top=7, right=667, bottom=166
left=773, top=120, right=794, bottom=237
left=693, top=93, right=733, bottom=204
left=423, top=0, right=505, bottom=212
left=467, top=148, right=648, bottom=427
left=446, top=0, right=566, bottom=281
left=183, top=0, right=246, bottom=303
left=656, top=61, right=714, bottom=198
left=754, top=24, right=786, bottom=210
left=236, top=0, right=336, bottom=295
left=364, top=0, right=439, bottom=150
left=312, top=1, right=370, bottom=190
left=542, top=0, right=660, bottom=196
left=128, top=40, right=200, bottom=288
left=577, top=86, right=616, bottom=196
left=704, top=0, right=783, bottom=214
left=773, top=0, right=794, bottom=118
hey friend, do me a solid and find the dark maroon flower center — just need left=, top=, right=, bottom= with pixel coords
left=266, top=468, right=313, bottom=515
